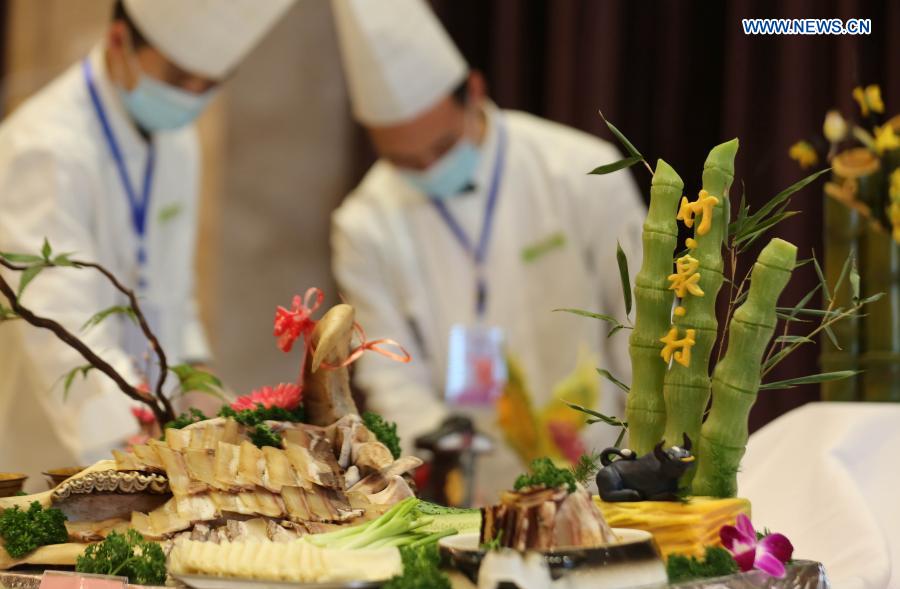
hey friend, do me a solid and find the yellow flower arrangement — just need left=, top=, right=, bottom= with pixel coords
left=853, top=84, right=884, bottom=117
left=873, top=124, right=900, bottom=155
left=788, top=140, right=818, bottom=169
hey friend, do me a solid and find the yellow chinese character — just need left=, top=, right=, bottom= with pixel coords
left=676, top=190, right=719, bottom=236
left=660, top=327, right=697, bottom=368
left=668, top=255, right=705, bottom=298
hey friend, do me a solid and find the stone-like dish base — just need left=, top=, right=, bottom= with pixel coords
left=670, top=560, right=829, bottom=589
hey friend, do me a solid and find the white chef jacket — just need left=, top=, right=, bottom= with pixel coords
left=332, top=104, right=645, bottom=499
left=0, top=46, right=210, bottom=485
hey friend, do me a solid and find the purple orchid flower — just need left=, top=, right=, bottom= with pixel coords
left=720, top=514, right=794, bottom=578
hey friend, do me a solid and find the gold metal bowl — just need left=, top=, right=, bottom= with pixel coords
left=0, top=473, right=28, bottom=497
left=42, top=466, right=85, bottom=489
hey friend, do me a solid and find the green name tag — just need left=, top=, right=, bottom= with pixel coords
left=521, top=231, right=567, bottom=263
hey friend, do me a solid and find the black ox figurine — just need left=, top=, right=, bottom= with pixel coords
left=595, top=434, right=695, bottom=502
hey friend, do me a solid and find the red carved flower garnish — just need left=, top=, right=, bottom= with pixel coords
left=231, top=383, right=302, bottom=412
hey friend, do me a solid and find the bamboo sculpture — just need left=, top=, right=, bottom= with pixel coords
left=661, top=140, right=738, bottom=459
left=692, top=238, right=797, bottom=497
left=626, top=160, right=684, bottom=455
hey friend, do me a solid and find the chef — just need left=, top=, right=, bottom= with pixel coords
left=0, top=0, right=294, bottom=484
left=330, top=0, right=645, bottom=498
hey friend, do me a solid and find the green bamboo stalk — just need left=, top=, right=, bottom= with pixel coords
left=626, top=159, right=684, bottom=455
left=693, top=238, right=797, bottom=497
left=860, top=224, right=900, bottom=401
left=662, top=140, right=738, bottom=461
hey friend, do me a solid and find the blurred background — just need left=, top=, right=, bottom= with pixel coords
left=2, top=0, right=897, bottom=432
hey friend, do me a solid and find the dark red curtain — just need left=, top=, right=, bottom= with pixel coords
left=430, top=0, right=900, bottom=431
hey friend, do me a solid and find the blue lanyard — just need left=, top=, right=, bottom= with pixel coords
left=82, top=59, right=155, bottom=270
left=431, top=120, right=507, bottom=318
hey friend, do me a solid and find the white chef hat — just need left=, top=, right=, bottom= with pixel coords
left=331, top=0, right=469, bottom=126
left=123, top=0, right=296, bottom=80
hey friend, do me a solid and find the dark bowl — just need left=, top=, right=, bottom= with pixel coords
left=439, top=529, right=667, bottom=588
left=0, top=473, right=27, bottom=497
left=42, top=466, right=86, bottom=489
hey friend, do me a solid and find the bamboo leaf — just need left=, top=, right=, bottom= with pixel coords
left=777, top=306, right=842, bottom=318
left=51, top=253, right=76, bottom=267
left=763, top=346, right=795, bottom=371
left=822, top=324, right=841, bottom=350
left=833, top=253, right=854, bottom=299
left=600, top=113, right=643, bottom=159
left=811, top=254, right=831, bottom=304
left=775, top=311, right=811, bottom=323
left=743, top=169, right=830, bottom=231
left=589, top=156, right=642, bottom=176
left=565, top=401, right=627, bottom=427
left=17, top=264, right=45, bottom=298
left=60, top=364, right=94, bottom=400
left=81, top=305, right=138, bottom=331
left=858, top=292, right=885, bottom=305
left=616, top=241, right=632, bottom=316
left=760, top=370, right=859, bottom=390
left=728, top=181, right=750, bottom=238
left=774, top=335, right=814, bottom=345
left=596, top=368, right=630, bottom=393
left=735, top=211, right=801, bottom=249
left=0, top=252, right=42, bottom=264
left=553, top=308, right=622, bottom=326
left=614, top=426, right=628, bottom=448
left=787, top=284, right=822, bottom=319
left=170, top=364, right=224, bottom=395
left=41, top=238, right=52, bottom=261
left=607, top=324, right=629, bottom=338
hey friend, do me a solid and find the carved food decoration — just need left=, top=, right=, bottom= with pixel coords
left=0, top=293, right=417, bottom=571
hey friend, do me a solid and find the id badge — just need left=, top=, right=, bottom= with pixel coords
left=445, top=323, right=508, bottom=407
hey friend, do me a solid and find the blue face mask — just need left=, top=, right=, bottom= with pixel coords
left=400, top=138, right=481, bottom=200
left=119, top=73, right=214, bottom=132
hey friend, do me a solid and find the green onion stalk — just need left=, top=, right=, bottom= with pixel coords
left=626, top=159, right=684, bottom=455
left=303, top=498, right=456, bottom=550
left=662, top=140, right=738, bottom=467
left=692, top=238, right=797, bottom=497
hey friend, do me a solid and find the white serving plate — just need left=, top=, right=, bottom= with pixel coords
left=172, top=573, right=383, bottom=589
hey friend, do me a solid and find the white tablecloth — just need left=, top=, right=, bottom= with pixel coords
left=739, top=402, right=900, bottom=589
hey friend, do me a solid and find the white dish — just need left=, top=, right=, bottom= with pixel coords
left=172, top=573, right=383, bottom=589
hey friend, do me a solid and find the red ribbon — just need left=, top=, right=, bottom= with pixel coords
left=318, top=323, right=412, bottom=369
left=274, top=288, right=411, bottom=386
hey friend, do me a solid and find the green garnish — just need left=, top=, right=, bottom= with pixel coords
left=75, top=529, right=166, bottom=586
left=383, top=544, right=451, bottom=589
left=362, top=411, right=402, bottom=459
left=248, top=423, right=283, bottom=448
left=667, top=546, right=739, bottom=583
left=218, top=404, right=305, bottom=425
left=514, top=457, right=577, bottom=493
left=480, top=530, right=503, bottom=552
left=163, top=407, right=209, bottom=432
left=217, top=404, right=305, bottom=449
left=571, top=451, right=602, bottom=485
left=0, top=501, right=68, bottom=558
